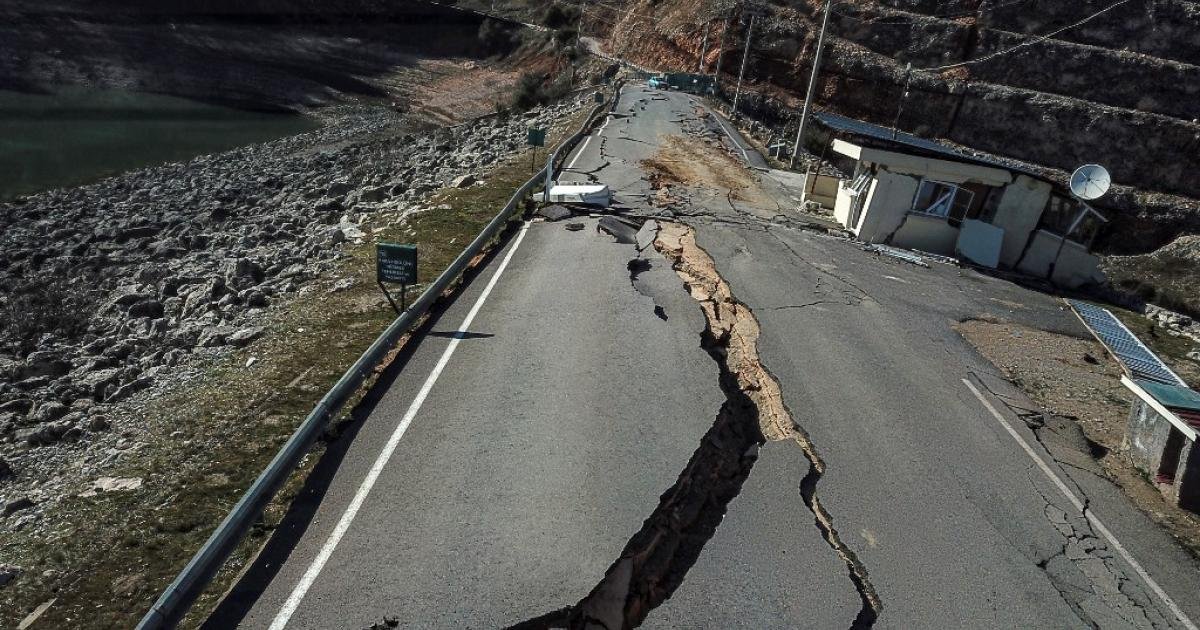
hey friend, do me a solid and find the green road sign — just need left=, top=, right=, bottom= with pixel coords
left=376, top=243, right=417, bottom=284
left=527, top=127, right=547, bottom=147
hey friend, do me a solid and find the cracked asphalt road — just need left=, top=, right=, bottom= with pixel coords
left=217, top=84, right=1200, bottom=629
left=562, top=85, right=1200, bottom=628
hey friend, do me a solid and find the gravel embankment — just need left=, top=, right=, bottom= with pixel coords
left=0, top=97, right=581, bottom=534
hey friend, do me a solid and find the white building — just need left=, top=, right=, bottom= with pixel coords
left=813, top=113, right=1106, bottom=288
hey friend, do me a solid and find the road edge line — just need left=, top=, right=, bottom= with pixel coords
left=267, top=222, right=533, bottom=630
left=962, top=377, right=1198, bottom=630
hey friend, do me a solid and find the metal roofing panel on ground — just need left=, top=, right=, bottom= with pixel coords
left=1067, top=299, right=1186, bottom=386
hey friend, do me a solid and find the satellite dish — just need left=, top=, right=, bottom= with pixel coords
left=1070, top=164, right=1111, bottom=200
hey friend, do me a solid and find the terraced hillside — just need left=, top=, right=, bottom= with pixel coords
left=589, top=0, right=1200, bottom=257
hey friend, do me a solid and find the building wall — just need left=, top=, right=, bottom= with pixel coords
left=834, top=182, right=856, bottom=228
left=857, top=168, right=919, bottom=243
left=892, top=213, right=960, bottom=255
left=803, top=173, right=840, bottom=208
left=1176, top=440, right=1200, bottom=511
left=1126, top=400, right=1172, bottom=474
left=1016, top=230, right=1105, bottom=288
left=992, top=175, right=1052, bottom=268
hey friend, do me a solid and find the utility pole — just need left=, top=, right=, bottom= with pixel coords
left=698, top=21, right=710, bottom=73
left=789, top=0, right=833, bottom=169
left=891, top=63, right=913, bottom=140
left=732, top=13, right=755, bottom=115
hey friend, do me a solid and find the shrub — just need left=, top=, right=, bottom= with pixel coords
left=543, top=3, right=579, bottom=29
left=478, top=17, right=517, bottom=56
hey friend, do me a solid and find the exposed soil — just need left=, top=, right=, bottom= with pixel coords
left=957, top=318, right=1200, bottom=558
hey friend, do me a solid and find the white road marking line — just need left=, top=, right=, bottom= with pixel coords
left=963, top=378, right=1198, bottom=630
left=268, top=223, right=533, bottom=630
left=703, top=103, right=752, bottom=164
left=565, top=114, right=612, bottom=172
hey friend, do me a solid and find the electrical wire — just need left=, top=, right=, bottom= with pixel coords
left=914, top=0, right=1132, bottom=71
left=830, top=0, right=1034, bottom=26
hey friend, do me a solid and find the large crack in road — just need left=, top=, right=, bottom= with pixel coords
left=504, top=221, right=880, bottom=630
left=654, top=223, right=882, bottom=629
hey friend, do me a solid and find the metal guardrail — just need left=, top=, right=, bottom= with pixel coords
left=136, top=82, right=623, bottom=630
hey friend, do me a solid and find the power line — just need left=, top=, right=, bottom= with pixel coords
left=830, top=0, right=1034, bottom=26
left=915, top=0, right=1132, bottom=72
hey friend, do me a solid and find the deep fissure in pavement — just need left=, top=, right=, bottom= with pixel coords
left=653, top=222, right=882, bottom=629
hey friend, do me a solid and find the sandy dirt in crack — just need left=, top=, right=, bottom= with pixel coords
left=640, top=133, right=775, bottom=209
left=957, top=318, right=1200, bottom=558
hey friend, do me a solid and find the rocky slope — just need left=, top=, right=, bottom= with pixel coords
left=0, top=97, right=582, bottom=528
left=592, top=0, right=1200, bottom=256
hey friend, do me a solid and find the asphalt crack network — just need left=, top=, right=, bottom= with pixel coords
left=975, top=380, right=1177, bottom=629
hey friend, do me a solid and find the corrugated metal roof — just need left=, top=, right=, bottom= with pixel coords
left=1135, top=379, right=1200, bottom=413
left=1176, top=409, right=1200, bottom=430
left=1068, top=300, right=1187, bottom=386
left=813, top=112, right=1019, bottom=173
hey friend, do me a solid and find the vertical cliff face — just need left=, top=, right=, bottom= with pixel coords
left=597, top=0, right=1200, bottom=254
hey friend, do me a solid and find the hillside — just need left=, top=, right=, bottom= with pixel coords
left=0, top=0, right=529, bottom=112
left=582, top=0, right=1200, bottom=257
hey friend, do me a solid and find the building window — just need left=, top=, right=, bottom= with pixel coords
left=1039, top=194, right=1106, bottom=247
left=911, top=179, right=974, bottom=220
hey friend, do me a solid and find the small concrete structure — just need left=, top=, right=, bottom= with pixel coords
left=816, top=113, right=1106, bottom=288
left=1123, top=376, right=1200, bottom=512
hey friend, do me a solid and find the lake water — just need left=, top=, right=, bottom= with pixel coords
left=0, top=88, right=320, bottom=200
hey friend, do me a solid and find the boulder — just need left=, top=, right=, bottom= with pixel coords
left=0, top=564, right=19, bottom=589
left=127, top=299, right=164, bottom=319
left=105, top=377, right=151, bottom=403
left=451, top=174, right=477, bottom=188
left=79, top=368, right=122, bottom=400
left=23, top=351, right=71, bottom=379
left=31, top=402, right=68, bottom=424
left=228, top=327, right=263, bottom=348
left=225, top=258, right=265, bottom=290
left=359, top=186, right=389, bottom=203
left=196, top=326, right=236, bottom=348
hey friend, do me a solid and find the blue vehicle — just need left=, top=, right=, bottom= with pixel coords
left=647, top=75, right=667, bottom=90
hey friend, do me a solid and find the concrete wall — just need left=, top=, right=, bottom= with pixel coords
left=803, top=173, right=840, bottom=208
left=1016, top=230, right=1105, bottom=288
left=992, top=175, right=1052, bottom=268
left=892, top=213, right=960, bottom=255
left=834, top=180, right=856, bottom=229
left=1177, top=440, right=1200, bottom=512
left=857, top=168, right=919, bottom=243
left=1126, top=400, right=1172, bottom=474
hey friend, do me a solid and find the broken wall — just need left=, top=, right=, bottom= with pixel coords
left=856, top=168, right=918, bottom=242
left=891, top=213, right=958, bottom=255
left=992, top=175, right=1051, bottom=268
left=1016, top=231, right=1104, bottom=288
left=1126, top=400, right=1172, bottom=475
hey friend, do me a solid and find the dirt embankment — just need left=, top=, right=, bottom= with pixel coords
left=958, top=317, right=1200, bottom=558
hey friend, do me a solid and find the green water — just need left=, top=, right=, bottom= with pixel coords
left=0, top=88, right=320, bottom=200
